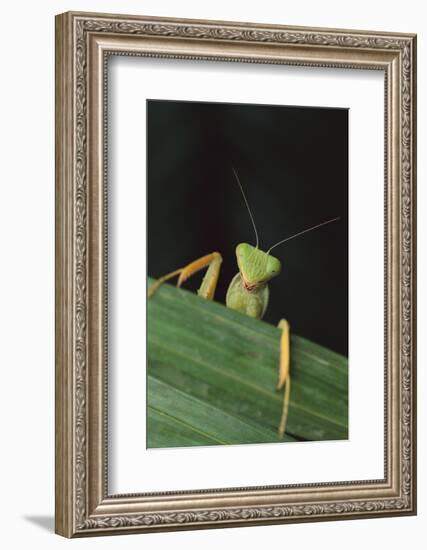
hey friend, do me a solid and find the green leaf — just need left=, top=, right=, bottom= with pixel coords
left=147, top=277, right=348, bottom=448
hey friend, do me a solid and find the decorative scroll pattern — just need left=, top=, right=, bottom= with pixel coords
left=400, top=42, right=414, bottom=507
left=74, top=18, right=88, bottom=528
left=82, top=498, right=408, bottom=530
left=72, top=16, right=414, bottom=531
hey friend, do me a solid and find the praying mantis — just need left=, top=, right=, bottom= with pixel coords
left=148, top=168, right=340, bottom=437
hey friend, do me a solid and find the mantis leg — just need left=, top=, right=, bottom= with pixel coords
left=277, top=319, right=291, bottom=437
left=148, top=252, right=223, bottom=300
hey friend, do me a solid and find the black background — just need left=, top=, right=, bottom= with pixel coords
left=147, top=100, right=348, bottom=356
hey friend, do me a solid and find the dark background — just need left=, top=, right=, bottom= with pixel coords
left=147, top=100, right=348, bottom=356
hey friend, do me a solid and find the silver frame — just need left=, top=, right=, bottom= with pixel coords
left=55, top=11, right=417, bottom=537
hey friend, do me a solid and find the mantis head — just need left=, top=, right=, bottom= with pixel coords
left=236, top=243, right=281, bottom=288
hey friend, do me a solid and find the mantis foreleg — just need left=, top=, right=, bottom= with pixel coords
left=277, top=319, right=291, bottom=437
left=148, top=252, right=222, bottom=300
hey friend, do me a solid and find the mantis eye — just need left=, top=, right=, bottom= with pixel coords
left=266, top=255, right=281, bottom=279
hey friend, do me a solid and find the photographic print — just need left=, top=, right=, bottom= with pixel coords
left=147, top=99, right=348, bottom=448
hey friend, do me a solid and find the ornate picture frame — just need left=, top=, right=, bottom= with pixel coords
left=55, top=11, right=417, bottom=537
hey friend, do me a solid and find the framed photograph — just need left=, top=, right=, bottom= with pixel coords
left=55, top=11, right=417, bottom=537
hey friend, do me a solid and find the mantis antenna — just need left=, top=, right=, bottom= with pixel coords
left=232, top=167, right=260, bottom=248
left=267, top=217, right=341, bottom=254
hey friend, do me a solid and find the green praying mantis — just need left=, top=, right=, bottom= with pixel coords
left=148, top=168, right=340, bottom=437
